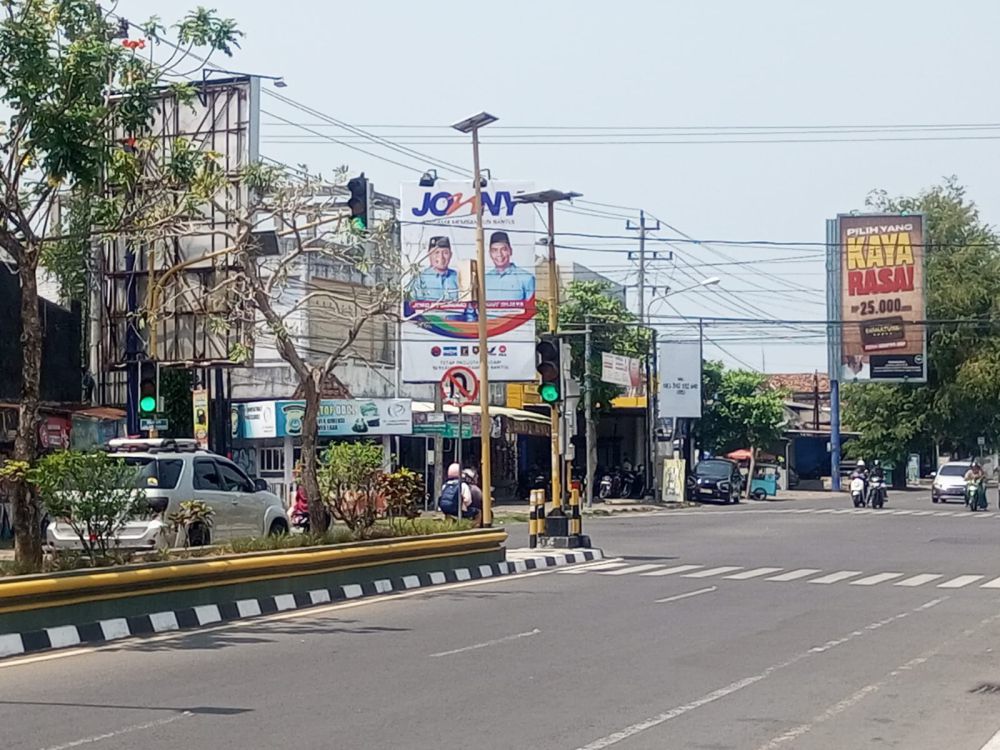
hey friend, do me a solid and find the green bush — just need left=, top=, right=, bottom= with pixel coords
left=318, top=442, right=384, bottom=537
left=29, top=451, right=147, bottom=565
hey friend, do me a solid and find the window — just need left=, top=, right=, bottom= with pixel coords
left=124, top=457, right=183, bottom=490
left=259, top=447, right=284, bottom=475
left=193, top=459, right=223, bottom=491
left=216, top=460, right=253, bottom=493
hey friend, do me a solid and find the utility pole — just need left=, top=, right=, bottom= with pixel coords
left=627, top=211, right=661, bottom=497
left=584, top=316, right=595, bottom=508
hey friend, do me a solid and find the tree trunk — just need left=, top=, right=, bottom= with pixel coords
left=746, top=446, right=757, bottom=500
left=300, top=373, right=327, bottom=533
left=13, top=254, right=43, bottom=567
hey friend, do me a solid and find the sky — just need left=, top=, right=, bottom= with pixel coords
left=120, top=0, right=1000, bottom=373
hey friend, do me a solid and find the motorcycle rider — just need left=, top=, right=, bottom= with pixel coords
left=849, top=459, right=868, bottom=505
left=868, top=459, right=887, bottom=505
left=964, top=460, right=987, bottom=509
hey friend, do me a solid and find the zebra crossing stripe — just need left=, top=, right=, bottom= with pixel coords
left=767, top=569, right=821, bottom=581
left=683, top=566, right=743, bottom=578
left=640, top=564, right=703, bottom=577
left=850, top=572, right=904, bottom=586
left=600, top=564, right=665, bottom=576
left=725, top=567, right=783, bottom=580
left=809, top=571, right=862, bottom=584
left=560, top=561, right=628, bottom=574
left=896, top=574, right=943, bottom=587
left=938, top=575, right=984, bottom=588
left=980, top=576, right=1000, bottom=589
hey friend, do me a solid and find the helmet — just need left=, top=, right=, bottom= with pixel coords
left=856, top=459, right=866, bottom=468
left=872, top=459, right=880, bottom=467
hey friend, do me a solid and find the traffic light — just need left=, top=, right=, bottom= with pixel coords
left=347, top=173, right=369, bottom=231
left=138, top=360, right=159, bottom=416
left=536, top=334, right=561, bottom=404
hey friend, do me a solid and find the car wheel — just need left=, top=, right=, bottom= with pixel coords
left=752, top=488, right=767, bottom=501
left=187, top=522, right=210, bottom=547
left=932, top=496, right=939, bottom=503
left=268, top=519, right=289, bottom=536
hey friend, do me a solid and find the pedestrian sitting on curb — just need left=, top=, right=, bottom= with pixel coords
left=438, top=463, right=480, bottom=526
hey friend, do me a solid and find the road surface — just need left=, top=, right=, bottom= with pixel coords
left=5, top=488, right=1000, bottom=749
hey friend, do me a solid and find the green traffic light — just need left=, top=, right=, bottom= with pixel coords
left=539, top=383, right=560, bottom=403
left=139, top=396, right=157, bottom=413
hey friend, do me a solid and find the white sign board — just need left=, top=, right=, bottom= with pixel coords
left=400, top=181, right=536, bottom=382
left=658, top=340, right=703, bottom=418
left=601, top=352, right=641, bottom=387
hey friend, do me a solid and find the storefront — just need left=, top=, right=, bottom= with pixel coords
left=231, top=398, right=414, bottom=506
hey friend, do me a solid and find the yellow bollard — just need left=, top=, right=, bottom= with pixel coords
left=529, top=489, right=539, bottom=548
left=569, top=487, right=582, bottom=536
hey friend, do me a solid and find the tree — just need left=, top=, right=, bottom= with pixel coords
left=0, top=2, right=240, bottom=566
left=537, top=280, right=652, bottom=494
left=843, top=178, right=1000, bottom=461
left=698, top=362, right=786, bottom=495
left=210, top=168, right=400, bottom=533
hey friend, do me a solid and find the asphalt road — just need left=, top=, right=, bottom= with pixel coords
left=6, top=488, right=1000, bottom=749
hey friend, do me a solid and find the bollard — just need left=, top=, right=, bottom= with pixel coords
left=537, top=487, right=546, bottom=542
left=569, top=487, right=582, bottom=537
left=529, top=489, right=539, bottom=548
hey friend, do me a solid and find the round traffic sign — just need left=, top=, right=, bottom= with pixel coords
left=440, top=366, right=479, bottom=407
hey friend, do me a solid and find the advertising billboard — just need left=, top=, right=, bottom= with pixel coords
left=658, top=340, right=703, bottom=418
left=233, top=399, right=412, bottom=438
left=400, top=181, right=536, bottom=382
left=835, top=214, right=926, bottom=382
left=601, top=352, right=642, bottom=387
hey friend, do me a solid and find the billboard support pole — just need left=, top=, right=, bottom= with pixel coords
left=830, top=379, right=842, bottom=491
left=827, top=218, right=842, bottom=491
left=584, top=316, right=595, bottom=509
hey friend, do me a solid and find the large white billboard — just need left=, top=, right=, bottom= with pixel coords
left=658, top=340, right=703, bottom=418
left=400, top=181, right=536, bottom=383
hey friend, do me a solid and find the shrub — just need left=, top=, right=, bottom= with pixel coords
left=377, top=467, right=425, bottom=525
left=318, top=442, right=384, bottom=537
left=166, top=500, right=216, bottom=548
left=29, top=451, right=147, bottom=565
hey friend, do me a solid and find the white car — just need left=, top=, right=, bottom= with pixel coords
left=46, top=438, right=288, bottom=550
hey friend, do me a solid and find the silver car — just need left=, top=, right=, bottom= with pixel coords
left=931, top=461, right=971, bottom=504
left=46, top=439, right=289, bottom=550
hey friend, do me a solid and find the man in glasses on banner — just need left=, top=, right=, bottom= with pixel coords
left=484, top=231, right=535, bottom=302
left=410, top=236, right=459, bottom=303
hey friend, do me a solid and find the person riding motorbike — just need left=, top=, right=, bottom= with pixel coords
left=964, top=461, right=987, bottom=509
left=867, top=459, right=888, bottom=506
left=849, top=459, right=868, bottom=506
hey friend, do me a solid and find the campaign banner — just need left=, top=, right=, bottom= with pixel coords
left=239, top=401, right=278, bottom=439
left=837, top=214, right=926, bottom=382
left=400, top=181, right=536, bottom=382
left=192, top=388, right=209, bottom=449
left=601, top=352, right=642, bottom=387
left=275, top=399, right=412, bottom=438
left=658, top=340, right=702, bottom=418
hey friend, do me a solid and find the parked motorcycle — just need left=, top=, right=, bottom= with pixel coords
left=850, top=476, right=866, bottom=508
left=868, top=476, right=887, bottom=509
left=628, top=466, right=647, bottom=499
left=599, top=467, right=623, bottom=500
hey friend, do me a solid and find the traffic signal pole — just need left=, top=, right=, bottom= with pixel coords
left=546, top=199, right=563, bottom=513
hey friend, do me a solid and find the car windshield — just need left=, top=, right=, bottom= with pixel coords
left=120, top=456, right=183, bottom=490
left=696, top=461, right=732, bottom=479
left=939, top=464, right=969, bottom=477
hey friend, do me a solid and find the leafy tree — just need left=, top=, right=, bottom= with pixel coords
left=0, top=2, right=240, bottom=567
left=698, top=362, right=786, bottom=495
left=29, top=451, right=146, bottom=565
left=843, top=178, right=1000, bottom=460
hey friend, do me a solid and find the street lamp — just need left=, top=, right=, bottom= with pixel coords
left=514, top=189, right=582, bottom=519
left=451, top=111, right=498, bottom=526
left=654, top=277, right=721, bottom=300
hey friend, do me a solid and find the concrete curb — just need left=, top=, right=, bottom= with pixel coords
left=0, top=548, right=603, bottom=660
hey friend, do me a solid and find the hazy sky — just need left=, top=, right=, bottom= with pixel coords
left=120, top=0, right=1000, bottom=373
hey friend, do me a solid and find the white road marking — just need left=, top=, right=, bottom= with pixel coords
left=767, top=569, right=821, bottom=581
left=655, top=587, right=717, bottom=604
left=429, top=628, right=540, bottom=657
left=725, top=567, right=783, bottom=580
left=895, top=574, right=943, bottom=587
left=559, top=560, right=628, bottom=574
left=981, top=576, right=1000, bottom=589
left=939, top=575, right=985, bottom=588
left=814, top=509, right=836, bottom=514
left=39, top=711, right=192, bottom=750
left=850, top=573, right=903, bottom=586
left=892, top=510, right=915, bottom=515
left=911, top=511, right=936, bottom=516
left=600, top=564, right=665, bottom=576
left=980, top=726, right=1000, bottom=749
left=573, top=599, right=945, bottom=750
left=809, top=571, right=862, bottom=585
left=640, top=564, right=703, bottom=577
left=934, top=511, right=956, bottom=516
left=683, top=566, right=742, bottom=578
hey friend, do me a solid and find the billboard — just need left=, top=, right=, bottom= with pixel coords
left=400, top=181, right=536, bottom=382
left=833, top=214, right=926, bottom=382
left=601, top=352, right=642, bottom=387
left=658, top=340, right=702, bottom=418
